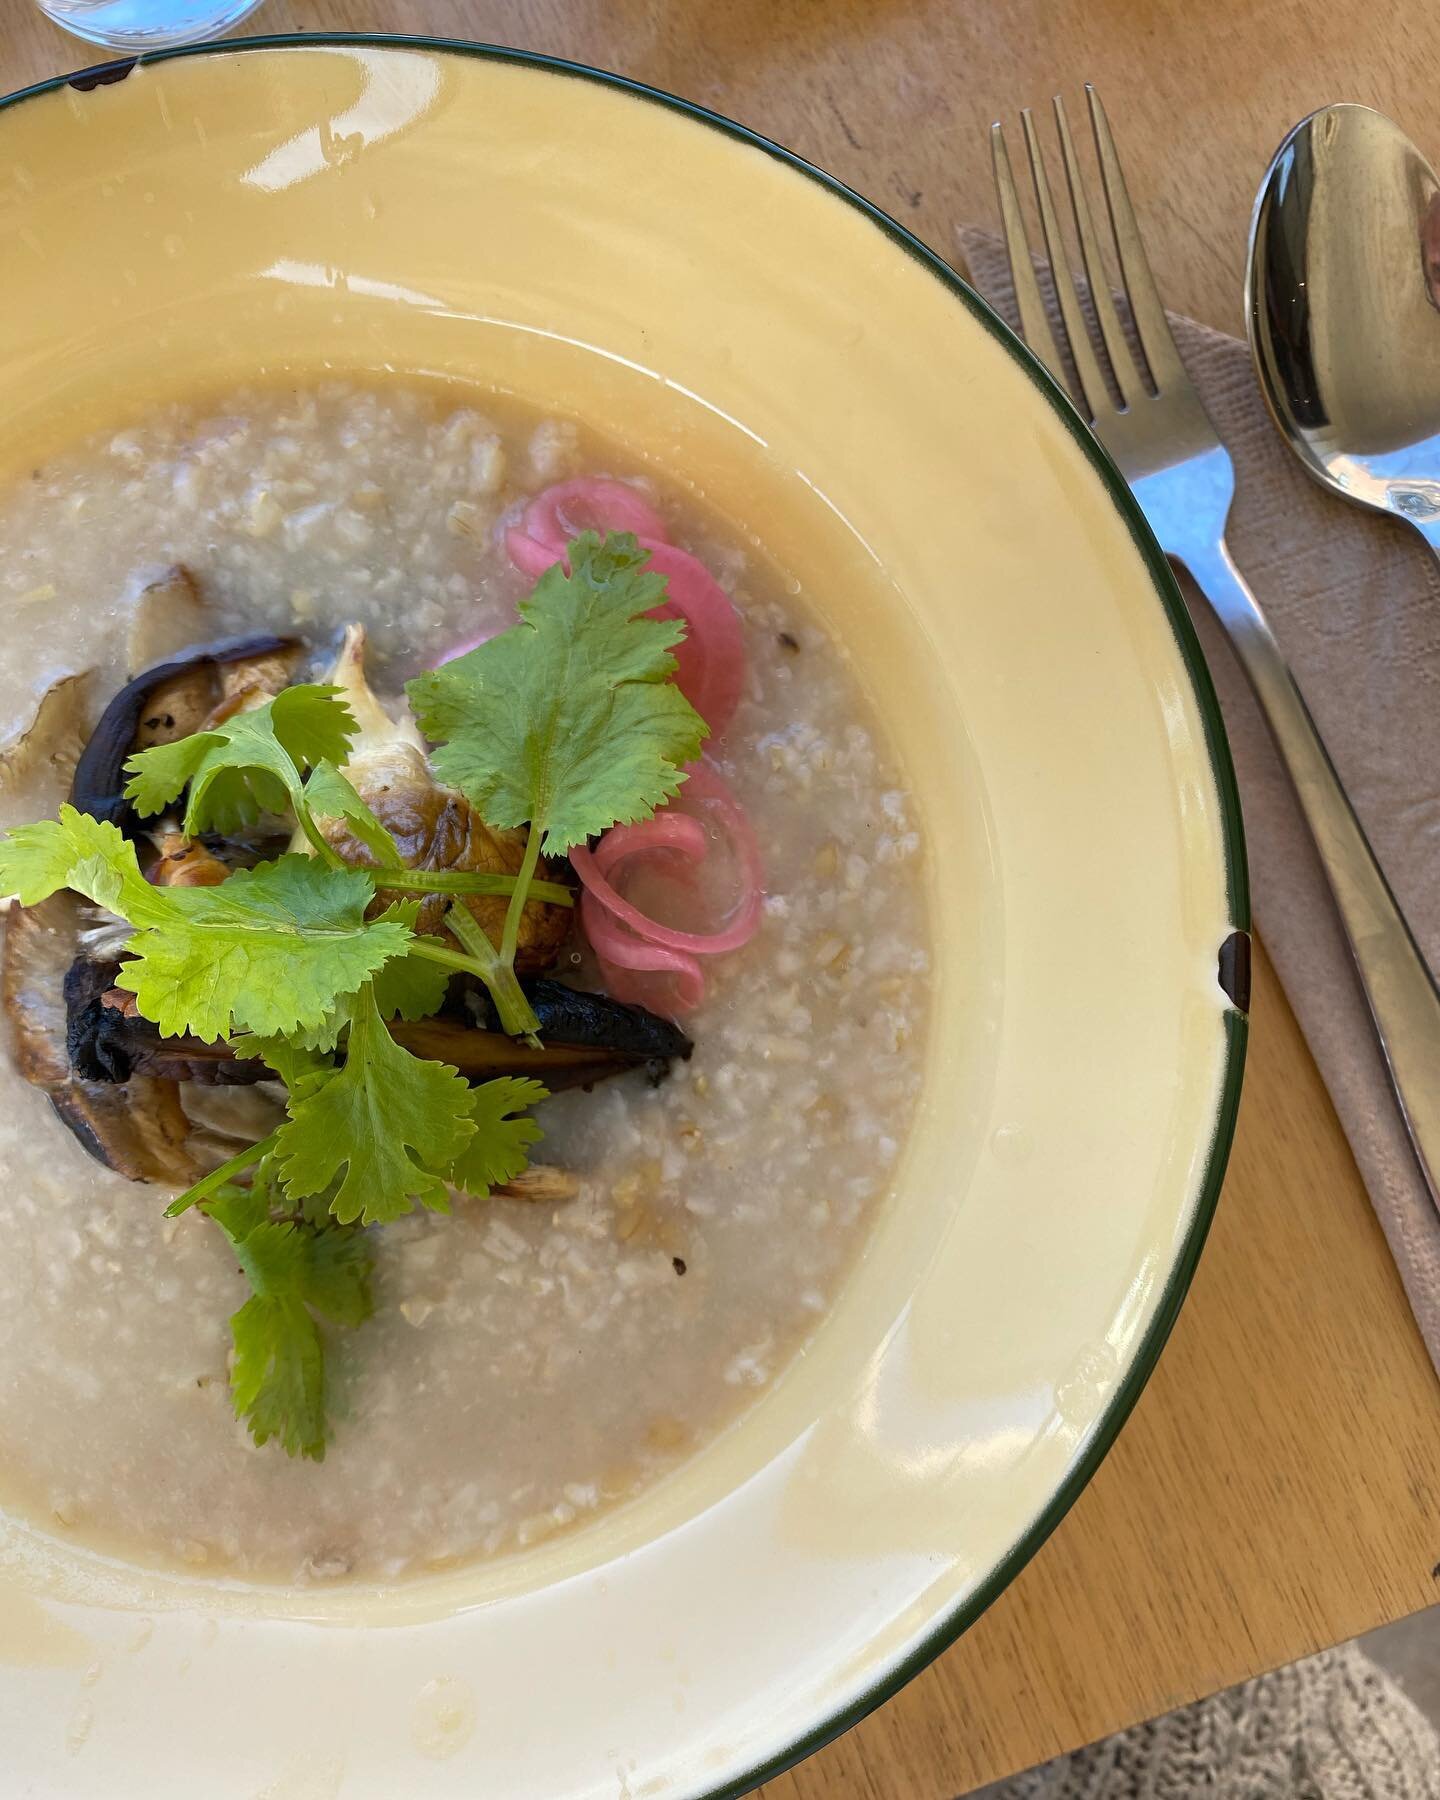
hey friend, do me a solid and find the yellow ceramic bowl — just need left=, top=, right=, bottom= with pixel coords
left=0, top=38, right=1247, bottom=1798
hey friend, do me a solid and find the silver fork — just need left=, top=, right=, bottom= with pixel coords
left=992, top=87, right=1440, bottom=1214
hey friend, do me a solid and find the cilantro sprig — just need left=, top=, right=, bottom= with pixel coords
left=0, top=530, right=706, bottom=1461
left=0, top=809, right=410, bottom=1042
left=122, top=687, right=573, bottom=909
left=166, top=978, right=551, bottom=1457
left=203, top=1173, right=373, bottom=1461
left=124, top=683, right=354, bottom=840
left=408, top=532, right=707, bottom=1035
left=272, top=981, right=476, bottom=1226
left=0, top=796, right=555, bottom=1459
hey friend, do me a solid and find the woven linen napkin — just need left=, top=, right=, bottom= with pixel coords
left=959, top=225, right=1440, bottom=1375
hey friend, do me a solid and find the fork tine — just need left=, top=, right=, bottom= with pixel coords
left=1019, top=107, right=1115, bottom=424
left=1086, top=84, right=1185, bottom=391
left=989, top=123, right=1071, bottom=398
left=1051, top=94, right=1143, bottom=407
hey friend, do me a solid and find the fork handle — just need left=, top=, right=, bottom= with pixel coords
left=1182, top=535, right=1440, bottom=1212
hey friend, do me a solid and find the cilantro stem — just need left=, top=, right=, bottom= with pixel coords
left=164, top=1131, right=280, bottom=1219
left=408, top=940, right=489, bottom=977
left=410, top=909, right=544, bottom=1044
left=375, top=868, right=574, bottom=907
left=446, top=904, right=544, bottom=1044
left=295, top=804, right=349, bottom=872
left=500, top=827, right=545, bottom=968
left=443, top=902, right=501, bottom=970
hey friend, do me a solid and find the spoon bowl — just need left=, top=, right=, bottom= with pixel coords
left=1248, top=102, right=1440, bottom=550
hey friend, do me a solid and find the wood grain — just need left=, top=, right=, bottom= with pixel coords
left=5, top=3, right=1440, bottom=1793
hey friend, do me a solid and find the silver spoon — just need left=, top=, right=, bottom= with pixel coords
left=1249, top=103, right=1440, bottom=555
left=1247, top=103, right=1440, bottom=1210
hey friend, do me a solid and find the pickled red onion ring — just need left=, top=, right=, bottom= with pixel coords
left=579, top=895, right=706, bottom=1013
left=439, top=625, right=500, bottom=664
left=503, top=479, right=746, bottom=735
left=504, top=526, right=561, bottom=581
left=571, top=795, right=759, bottom=957
left=573, top=761, right=764, bottom=1013
left=639, top=543, right=746, bottom=737
left=591, top=811, right=709, bottom=876
left=523, top=477, right=670, bottom=553
left=506, top=478, right=669, bottom=578
left=674, top=757, right=765, bottom=886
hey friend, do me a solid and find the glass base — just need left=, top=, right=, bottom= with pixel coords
left=36, top=0, right=266, bottom=51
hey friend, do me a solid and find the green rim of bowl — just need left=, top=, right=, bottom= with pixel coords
left=0, top=35, right=1251, bottom=1800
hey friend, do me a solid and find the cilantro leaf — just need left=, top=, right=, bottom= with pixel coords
left=231, top=1282, right=325, bottom=1458
left=448, top=1077, right=548, bottom=1197
left=125, top=686, right=355, bottom=835
left=0, top=804, right=162, bottom=920
left=368, top=902, right=452, bottom=1021
left=304, top=760, right=402, bottom=868
left=116, top=856, right=411, bottom=1042
left=287, top=1009, right=349, bottom=1053
left=267, top=684, right=358, bottom=771
left=121, top=732, right=220, bottom=824
left=405, top=533, right=704, bottom=1036
left=203, top=1180, right=268, bottom=1244
left=1, top=818, right=414, bottom=1046
left=235, top=1034, right=335, bottom=1094
left=272, top=982, right=476, bottom=1225
left=204, top=1187, right=374, bottom=1461
left=297, top=1183, right=350, bottom=1231
left=407, top=532, right=708, bottom=854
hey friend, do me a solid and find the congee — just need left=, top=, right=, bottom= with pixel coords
left=0, top=382, right=928, bottom=1579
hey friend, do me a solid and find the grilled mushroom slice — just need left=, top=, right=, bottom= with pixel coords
left=70, top=633, right=303, bottom=832
left=123, top=564, right=206, bottom=671
left=69, top=976, right=691, bottom=1097
left=180, top=1080, right=287, bottom=1170
left=467, top=979, right=692, bottom=1063
left=0, top=671, right=92, bottom=806
left=2, top=899, right=200, bottom=1184
left=390, top=1013, right=685, bottom=1091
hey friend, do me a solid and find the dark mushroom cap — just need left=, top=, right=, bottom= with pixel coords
left=70, top=633, right=300, bottom=834
left=67, top=972, right=692, bottom=1098
left=1, top=901, right=200, bottom=1184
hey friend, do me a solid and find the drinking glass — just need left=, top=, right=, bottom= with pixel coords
left=35, top=0, right=266, bottom=51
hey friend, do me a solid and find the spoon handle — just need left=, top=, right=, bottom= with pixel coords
left=1183, top=533, right=1440, bottom=1212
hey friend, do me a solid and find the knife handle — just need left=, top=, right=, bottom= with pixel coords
left=1186, top=531, right=1440, bottom=1212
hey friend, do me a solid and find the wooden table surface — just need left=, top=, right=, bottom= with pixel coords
left=7, top=1, right=1440, bottom=1793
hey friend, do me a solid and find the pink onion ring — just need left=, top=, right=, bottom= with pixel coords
left=639, top=543, right=746, bottom=737
left=524, top=477, right=670, bottom=553
left=503, top=480, right=746, bottom=735
left=590, top=811, right=709, bottom=876
left=579, top=894, right=706, bottom=1012
left=439, top=625, right=501, bottom=665
left=505, top=476, right=667, bottom=580
left=571, top=781, right=760, bottom=957
left=504, top=526, right=561, bottom=581
left=573, top=761, right=764, bottom=1012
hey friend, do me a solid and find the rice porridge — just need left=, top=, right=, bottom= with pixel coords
left=0, top=382, right=929, bottom=1580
